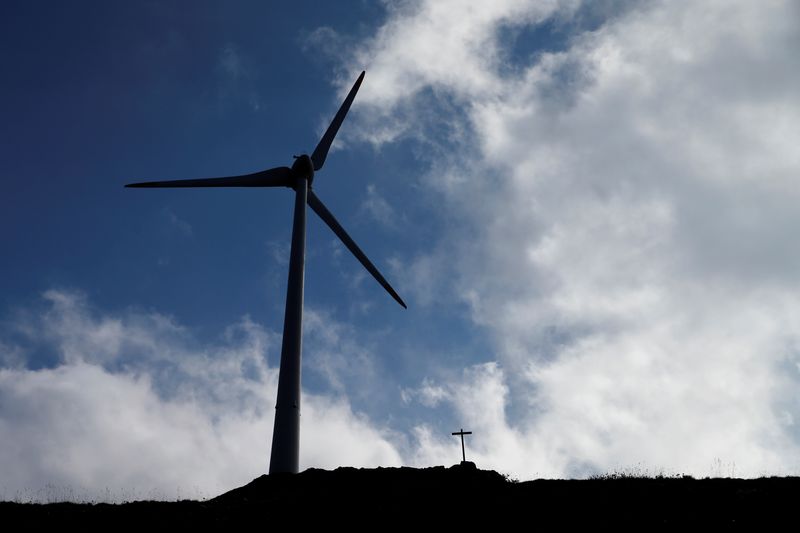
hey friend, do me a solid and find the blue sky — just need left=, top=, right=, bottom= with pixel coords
left=2, top=2, right=399, bottom=322
left=3, top=0, right=800, bottom=500
left=1, top=2, right=487, bottom=393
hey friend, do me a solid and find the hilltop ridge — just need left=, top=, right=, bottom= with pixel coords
left=4, top=463, right=798, bottom=526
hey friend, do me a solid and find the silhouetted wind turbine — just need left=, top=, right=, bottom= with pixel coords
left=126, top=71, right=406, bottom=474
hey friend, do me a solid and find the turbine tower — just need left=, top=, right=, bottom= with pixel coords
left=126, top=71, right=406, bottom=474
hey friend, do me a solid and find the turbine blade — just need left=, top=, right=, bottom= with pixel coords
left=310, top=71, right=365, bottom=172
left=125, top=166, right=293, bottom=188
left=308, top=189, right=407, bottom=309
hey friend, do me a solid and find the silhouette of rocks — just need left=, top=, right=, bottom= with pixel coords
left=3, top=464, right=799, bottom=526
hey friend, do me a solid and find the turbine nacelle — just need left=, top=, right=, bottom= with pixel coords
left=291, top=154, right=315, bottom=186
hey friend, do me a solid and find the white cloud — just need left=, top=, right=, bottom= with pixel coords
left=401, top=378, right=449, bottom=407
left=161, top=207, right=193, bottom=237
left=388, top=252, right=446, bottom=309
left=315, top=0, right=582, bottom=149
left=265, top=239, right=290, bottom=266
left=0, top=290, right=401, bottom=502
left=303, top=308, right=379, bottom=396
left=353, top=0, right=580, bottom=107
left=0, top=340, right=24, bottom=369
left=360, top=184, right=401, bottom=229
left=216, top=43, right=262, bottom=111
left=218, top=43, right=246, bottom=81
left=344, top=0, right=800, bottom=478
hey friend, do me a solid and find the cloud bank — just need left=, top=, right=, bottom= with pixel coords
left=0, top=290, right=401, bottom=501
left=338, top=0, right=800, bottom=477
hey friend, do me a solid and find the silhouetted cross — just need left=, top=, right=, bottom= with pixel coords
left=452, top=428, right=473, bottom=463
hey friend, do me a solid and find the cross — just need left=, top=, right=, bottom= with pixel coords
left=452, top=428, right=473, bottom=463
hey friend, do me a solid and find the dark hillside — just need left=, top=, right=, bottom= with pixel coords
left=4, top=463, right=798, bottom=527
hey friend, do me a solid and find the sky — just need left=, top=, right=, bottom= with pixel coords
left=2, top=0, right=800, bottom=501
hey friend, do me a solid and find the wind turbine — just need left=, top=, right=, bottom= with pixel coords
left=126, top=71, right=406, bottom=474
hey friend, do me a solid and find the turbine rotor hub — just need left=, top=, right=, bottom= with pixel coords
left=291, top=154, right=315, bottom=186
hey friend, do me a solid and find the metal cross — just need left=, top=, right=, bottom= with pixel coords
left=451, top=428, right=473, bottom=463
